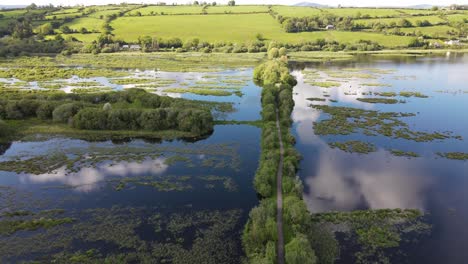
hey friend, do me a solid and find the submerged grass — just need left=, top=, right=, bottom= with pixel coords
left=163, top=88, right=234, bottom=96
left=306, top=81, right=341, bottom=88
left=399, top=91, right=429, bottom=98
left=329, top=140, right=377, bottom=154
left=390, top=149, right=420, bottom=158
left=311, top=105, right=459, bottom=142
left=437, top=152, right=468, bottom=161
left=356, top=98, right=402, bottom=104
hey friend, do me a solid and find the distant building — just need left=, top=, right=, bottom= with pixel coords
left=444, top=40, right=460, bottom=45
left=431, top=42, right=442, bottom=48
left=129, top=45, right=141, bottom=51
left=121, top=44, right=129, bottom=50
left=325, top=25, right=335, bottom=30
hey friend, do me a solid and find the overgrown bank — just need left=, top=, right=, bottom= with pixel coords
left=242, top=46, right=434, bottom=264
left=242, top=47, right=318, bottom=264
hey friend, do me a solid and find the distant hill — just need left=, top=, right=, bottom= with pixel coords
left=406, top=4, right=433, bottom=9
left=293, top=2, right=328, bottom=7
left=0, top=5, right=27, bottom=9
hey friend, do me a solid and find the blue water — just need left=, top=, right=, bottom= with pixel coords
left=292, top=53, right=468, bottom=263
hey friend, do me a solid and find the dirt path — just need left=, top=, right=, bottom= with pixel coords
left=275, top=108, right=285, bottom=264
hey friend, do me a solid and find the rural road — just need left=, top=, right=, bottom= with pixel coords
left=275, top=108, right=285, bottom=264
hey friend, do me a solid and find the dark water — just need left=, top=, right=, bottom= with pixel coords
left=292, top=53, right=468, bottom=263
left=0, top=67, right=263, bottom=262
left=0, top=124, right=261, bottom=262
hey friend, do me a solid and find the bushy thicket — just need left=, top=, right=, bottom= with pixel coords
left=242, top=199, right=278, bottom=263
left=0, top=37, right=67, bottom=57
left=253, top=59, right=297, bottom=87
left=0, top=89, right=214, bottom=135
left=0, top=120, right=13, bottom=138
left=73, top=107, right=213, bottom=134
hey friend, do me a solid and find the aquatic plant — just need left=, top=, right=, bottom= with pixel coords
left=328, top=140, right=377, bottom=154
left=399, top=91, right=429, bottom=98
left=356, top=98, right=401, bottom=104
left=437, top=152, right=468, bottom=161
left=311, top=105, right=458, bottom=142
left=306, top=97, right=326, bottom=102
left=306, top=81, right=340, bottom=88
left=390, top=149, right=420, bottom=158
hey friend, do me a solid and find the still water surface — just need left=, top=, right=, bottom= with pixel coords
left=292, top=53, right=468, bottom=263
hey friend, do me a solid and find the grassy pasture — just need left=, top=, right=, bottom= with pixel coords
left=1, top=9, right=47, bottom=28
left=88, top=9, right=124, bottom=18
left=128, top=6, right=204, bottom=15
left=0, top=9, right=30, bottom=19
left=111, top=13, right=280, bottom=42
left=399, top=9, right=439, bottom=15
left=271, top=6, right=323, bottom=17
left=50, top=8, right=81, bottom=14
left=323, top=8, right=405, bottom=18
left=446, top=14, right=468, bottom=23
left=205, top=5, right=269, bottom=14
left=111, top=13, right=413, bottom=47
left=62, top=17, right=104, bottom=32
left=45, top=12, right=82, bottom=20
left=354, top=15, right=447, bottom=26
left=272, top=6, right=409, bottom=18
left=399, top=25, right=459, bottom=38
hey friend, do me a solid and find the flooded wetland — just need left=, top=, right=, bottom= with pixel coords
left=0, top=52, right=467, bottom=263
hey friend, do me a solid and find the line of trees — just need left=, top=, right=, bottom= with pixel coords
left=243, top=46, right=333, bottom=264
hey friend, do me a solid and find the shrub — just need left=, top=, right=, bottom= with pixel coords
left=285, top=234, right=317, bottom=264
left=73, top=108, right=108, bottom=130
left=267, top=47, right=279, bottom=59
left=5, top=101, right=24, bottom=119
left=52, top=103, right=82, bottom=123
left=0, top=120, right=12, bottom=137
left=177, top=109, right=213, bottom=134
left=36, top=102, right=58, bottom=120
left=138, top=109, right=169, bottom=131
left=279, top=47, right=287, bottom=56
left=107, top=109, right=142, bottom=130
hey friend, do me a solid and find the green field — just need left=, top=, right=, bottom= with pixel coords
left=111, top=13, right=413, bottom=47
left=399, top=25, right=460, bottom=38
left=206, top=5, right=269, bottom=13
left=271, top=6, right=322, bottom=17
left=50, top=8, right=81, bottom=14
left=323, top=8, right=406, bottom=18
left=88, top=9, right=124, bottom=18
left=272, top=6, right=413, bottom=18
left=128, top=6, right=204, bottom=15
left=62, top=17, right=104, bottom=32
left=1, top=5, right=466, bottom=50
left=0, top=9, right=45, bottom=29
left=446, top=14, right=468, bottom=23
left=354, top=15, right=447, bottom=26
left=45, top=12, right=82, bottom=20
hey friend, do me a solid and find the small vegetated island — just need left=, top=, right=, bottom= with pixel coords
left=0, top=88, right=214, bottom=141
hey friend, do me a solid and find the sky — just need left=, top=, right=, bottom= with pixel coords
left=1, top=0, right=466, bottom=7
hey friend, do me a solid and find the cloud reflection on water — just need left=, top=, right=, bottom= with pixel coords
left=292, top=69, right=432, bottom=213
left=19, top=158, right=168, bottom=192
